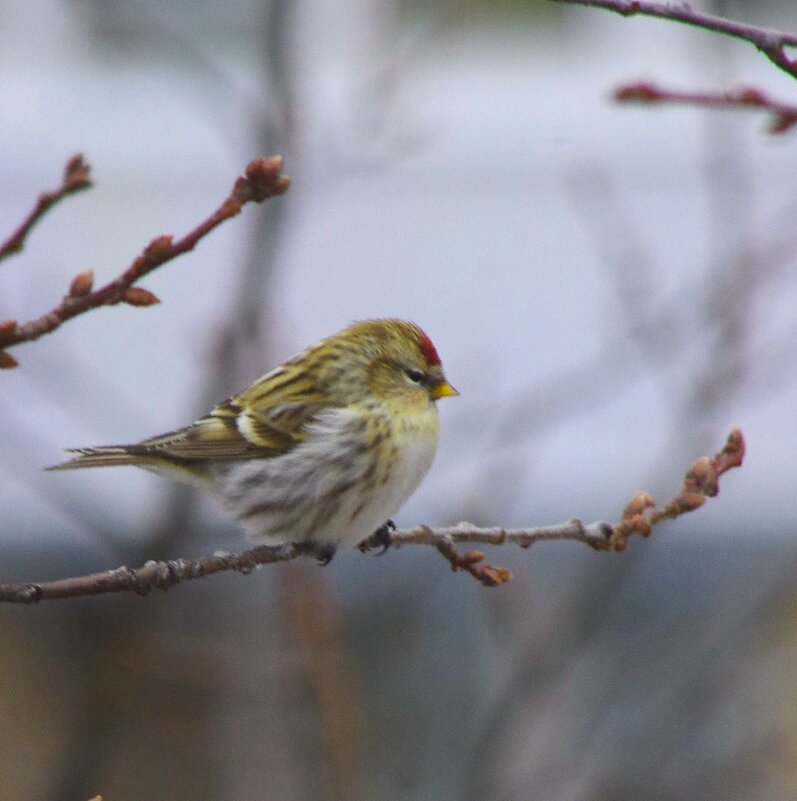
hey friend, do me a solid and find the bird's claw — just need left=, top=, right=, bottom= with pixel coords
left=358, top=520, right=396, bottom=555
left=315, top=543, right=337, bottom=565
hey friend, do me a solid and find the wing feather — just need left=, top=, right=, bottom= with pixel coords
left=49, top=356, right=337, bottom=470
left=132, top=368, right=331, bottom=462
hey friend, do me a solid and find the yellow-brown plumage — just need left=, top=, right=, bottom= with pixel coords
left=49, top=319, right=457, bottom=553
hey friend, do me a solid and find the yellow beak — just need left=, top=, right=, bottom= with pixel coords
left=431, top=381, right=459, bottom=399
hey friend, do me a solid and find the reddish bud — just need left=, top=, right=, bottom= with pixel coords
left=0, top=350, right=18, bottom=369
left=478, top=565, right=513, bottom=586
left=721, top=428, right=745, bottom=468
left=247, top=155, right=283, bottom=182
left=235, top=156, right=291, bottom=203
left=491, top=567, right=514, bottom=584
left=0, top=319, right=18, bottom=338
left=769, top=113, right=797, bottom=135
left=123, top=286, right=160, bottom=307
left=144, top=235, right=174, bottom=261
left=615, top=82, right=663, bottom=103
left=684, top=457, right=713, bottom=494
left=69, top=270, right=94, bottom=297
left=676, top=492, right=706, bottom=512
left=64, top=154, right=92, bottom=191
left=623, top=492, right=654, bottom=520
left=735, top=87, right=765, bottom=105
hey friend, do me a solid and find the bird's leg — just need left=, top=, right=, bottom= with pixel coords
left=357, top=520, right=396, bottom=555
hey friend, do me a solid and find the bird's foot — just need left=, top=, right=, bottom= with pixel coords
left=357, top=520, right=396, bottom=555
left=296, top=541, right=337, bottom=565
left=315, top=542, right=337, bottom=565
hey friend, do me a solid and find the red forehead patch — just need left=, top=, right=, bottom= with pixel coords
left=419, top=332, right=441, bottom=366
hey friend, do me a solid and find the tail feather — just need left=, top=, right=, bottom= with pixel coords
left=46, top=446, right=147, bottom=471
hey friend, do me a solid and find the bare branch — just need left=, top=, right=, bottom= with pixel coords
left=0, top=429, right=745, bottom=603
left=616, top=82, right=797, bottom=134
left=0, top=154, right=92, bottom=264
left=0, top=156, right=290, bottom=368
left=550, top=0, right=797, bottom=80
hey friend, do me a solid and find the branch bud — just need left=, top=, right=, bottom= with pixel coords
left=144, top=235, right=174, bottom=261
left=482, top=566, right=513, bottom=586
left=235, top=156, right=291, bottom=203
left=69, top=270, right=94, bottom=297
left=64, top=154, right=92, bottom=191
left=0, top=350, right=18, bottom=369
left=622, top=492, right=654, bottom=520
left=674, top=492, right=706, bottom=513
left=122, top=286, right=160, bottom=307
left=0, top=319, right=18, bottom=339
left=735, top=87, right=765, bottom=104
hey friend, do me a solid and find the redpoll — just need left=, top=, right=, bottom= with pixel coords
left=49, top=319, right=457, bottom=560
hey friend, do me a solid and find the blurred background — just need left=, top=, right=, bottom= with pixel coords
left=2, top=0, right=797, bottom=799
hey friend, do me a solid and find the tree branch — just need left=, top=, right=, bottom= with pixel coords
left=0, top=156, right=290, bottom=368
left=0, top=428, right=744, bottom=602
left=550, top=0, right=797, bottom=80
left=0, top=154, right=92, bottom=264
left=615, top=81, right=797, bottom=133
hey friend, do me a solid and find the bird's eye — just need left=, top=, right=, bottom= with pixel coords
left=406, top=368, right=426, bottom=384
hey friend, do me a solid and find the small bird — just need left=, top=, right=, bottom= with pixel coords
left=49, top=319, right=457, bottom=561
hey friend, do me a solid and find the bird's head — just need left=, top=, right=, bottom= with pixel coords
left=321, top=319, right=458, bottom=408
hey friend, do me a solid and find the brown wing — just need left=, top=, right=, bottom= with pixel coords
left=49, top=359, right=334, bottom=470
left=136, top=396, right=324, bottom=461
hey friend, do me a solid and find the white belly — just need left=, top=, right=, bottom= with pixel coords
left=209, top=405, right=439, bottom=549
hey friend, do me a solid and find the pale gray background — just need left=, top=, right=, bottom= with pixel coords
left=2, top=1, right=797, bottom=800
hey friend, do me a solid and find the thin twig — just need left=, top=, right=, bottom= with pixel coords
left=550, top=0, right=797, bottom=80
left=0, top=156, right=290, bottom=368
left=616, top=82, right=797, bottom=134
left=0, top=428, right=745, bottom=603
left=0, top=154, right=92, bottom=264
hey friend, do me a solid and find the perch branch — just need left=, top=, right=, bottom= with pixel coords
left=0, top=156, right=290, bottom=368
left=615, top=82, right=797, bottom=134
left=0, top=154, right=92, bottom=264
left=550, top=0, right=797, bottom=80
left=0, top=428, right=744, bottom=602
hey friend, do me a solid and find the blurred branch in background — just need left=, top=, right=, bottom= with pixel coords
left=480, top=1, right=797, bottom=497
left=0, top=155, right=290, bottom=368
left=0, top=427, right=744, bottom=602
left=615, top=82, right=797, bottom=134
left=550, top=0, right=797, bottom=80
